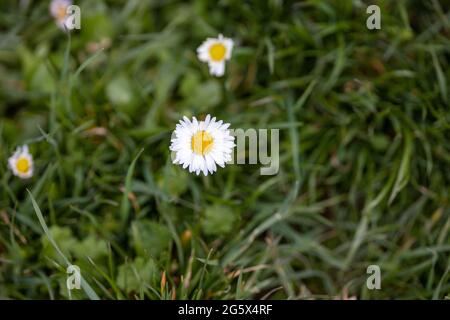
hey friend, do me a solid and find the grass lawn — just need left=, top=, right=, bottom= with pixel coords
left=0, top=0, right=449, bottom=299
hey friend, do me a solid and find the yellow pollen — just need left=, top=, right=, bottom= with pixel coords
left=209, top=43, right=226, bottom=62
left=56, top=5, right=67, bottom=20
left=191, top=131, right=214, bottom=156
left=16, top=158, right=30, bottom=174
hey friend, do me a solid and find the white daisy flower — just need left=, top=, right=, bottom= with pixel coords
left=8, top=145, right=34, bottom=179
left=50, top=0, right=72, bottom=30
left=197, top=34, right=234, bottom=77
left=170, top=115, right=235, bottom=176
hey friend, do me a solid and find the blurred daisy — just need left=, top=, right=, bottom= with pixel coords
left=8, top=145, right=34, bottom=179
left=50, top=0, right=72, bottom=30
left=197, top=34, right=234, bottom=77
left=170, top=115, right=235, bottom=176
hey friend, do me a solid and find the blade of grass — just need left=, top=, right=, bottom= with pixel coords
left=389, top=131, right=412, bottom=205
left=265, top=37, right=275, bottom=74
left=430, top=49, right=448, bottom=104
left=120, top=148, right=144, bottom=223
left=27, top=189, right=100, bottom=300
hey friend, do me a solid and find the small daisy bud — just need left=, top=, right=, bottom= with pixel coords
left=197, top=34, right=234, bottom=77
left=50, top=0, right=72, bottom=30
left=8, top=145, right=34, bottom=179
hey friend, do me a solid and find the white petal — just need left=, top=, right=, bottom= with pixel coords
left=209, top=62, right=225, bottom=77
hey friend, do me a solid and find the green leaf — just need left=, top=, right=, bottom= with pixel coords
left=41, top=226, right=77, bottom=263
left=201, top=205, right=238, bottom=236
left=106, top=75, right=138, bottom=114
left=116, top=257, right=158, bottom=293
left=28, top=190, right=100, bottom=300
left=181, top=76, right=222, bottom=110
left=131, top=220, right=171, bottom=257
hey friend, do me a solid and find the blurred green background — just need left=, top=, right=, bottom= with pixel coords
left=0, top=0, right=449, bottom=299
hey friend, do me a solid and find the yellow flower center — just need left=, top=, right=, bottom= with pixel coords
left=16, top=157, right=30, bottom=174
left=56, top=5, right=67, bottom=21
left=209, top=43, right=227, bottom=62
left=191, top=130, right=214, bottom=156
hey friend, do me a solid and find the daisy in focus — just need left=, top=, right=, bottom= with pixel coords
left=170, top=115, right=235, bottom=176
left=197, top=34, right=234, bottom=77
left=8, top=145, right=34, bottom=179
left=50, top=0, right=72, bottom=30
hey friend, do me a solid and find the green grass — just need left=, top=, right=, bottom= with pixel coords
left=0, top=0, right=450, bottom=299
